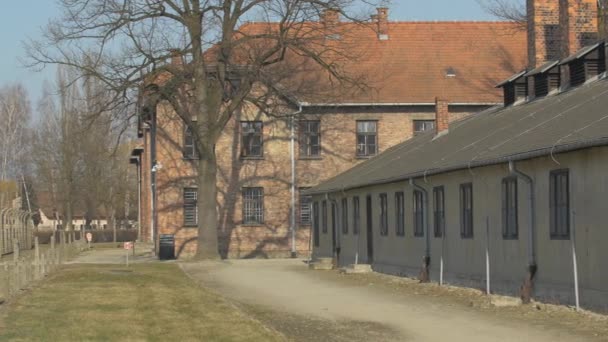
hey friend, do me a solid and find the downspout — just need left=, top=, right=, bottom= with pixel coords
left=508, top=161, right=537, bottom=304
left=290, top=104, right=303, bottom=258
left=137, top=157, right=142, bottom=242
left=410, top=178, right=431, bottom=283
left=150, top=109, right=158, bottom=255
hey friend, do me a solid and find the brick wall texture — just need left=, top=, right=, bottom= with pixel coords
left=146, top=103, right=479, bottom=258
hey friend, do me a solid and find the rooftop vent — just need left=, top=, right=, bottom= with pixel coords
left=524, top=60, right=560, bottom=98
left=559, top=42, right=606, bottom=88
left=445, top=67, right=457, bottom=78
left=496, top=70, right=527, bottom=107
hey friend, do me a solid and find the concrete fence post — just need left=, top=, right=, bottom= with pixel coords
left=13, top=239, right=19, bottom=262
left=50, top=234, right=55, bottom=250
left=34, top=237, right=40, bottom=280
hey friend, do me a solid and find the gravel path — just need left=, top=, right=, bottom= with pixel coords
left=181, top=259, right=607, bottom=342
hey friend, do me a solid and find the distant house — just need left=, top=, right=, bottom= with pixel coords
left=307, top=0, right=608, bottom=311
left=133, top=7, right=528, bottom=258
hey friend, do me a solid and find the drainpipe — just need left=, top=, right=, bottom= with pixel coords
left=150, top=109, right=158, bottom=255
left=410, top=179, right=431, bottom=283
left=508, top=161, right=537, bottom=304
left=290, top=104, right=303, bottom=258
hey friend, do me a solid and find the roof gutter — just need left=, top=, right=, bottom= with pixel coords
left=298, top=102, right=499, bottom=107
left=305, top=137, right=608, bottom=196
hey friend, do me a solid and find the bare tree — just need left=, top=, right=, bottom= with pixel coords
left=0, top=84, right=31, bottom=207
left=478, top=0, right=526, bottom=29
left=27, top=0, right=382, bottom=259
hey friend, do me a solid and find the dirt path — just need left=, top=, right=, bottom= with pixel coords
left=67, top=244, right=157, bottom=264
left=181, top=259, right=607, bottom=342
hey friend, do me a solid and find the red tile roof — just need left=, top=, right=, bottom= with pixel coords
left=240, top=21, right=527, bottom=105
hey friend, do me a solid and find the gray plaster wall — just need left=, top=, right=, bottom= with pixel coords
left=311, top=146, right=608, bottom=311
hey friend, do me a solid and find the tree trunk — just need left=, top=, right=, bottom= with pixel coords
left=195, top=150, right=220, bottom=259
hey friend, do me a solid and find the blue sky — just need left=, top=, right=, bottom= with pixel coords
left=0, top=0, right=496, bottom=115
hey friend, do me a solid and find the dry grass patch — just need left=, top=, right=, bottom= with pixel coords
left=0, top=263, right=283, bottom=341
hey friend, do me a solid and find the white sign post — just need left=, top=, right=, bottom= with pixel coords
left=124, top=241, right=134, bottom=267
left=86, top=232, right=93, bottom=249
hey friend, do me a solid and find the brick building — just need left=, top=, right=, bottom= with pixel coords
left=132, top=8, right=527, bottom=258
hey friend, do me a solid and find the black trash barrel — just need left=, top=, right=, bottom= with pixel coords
left=159, top=234, right=175, bottom=260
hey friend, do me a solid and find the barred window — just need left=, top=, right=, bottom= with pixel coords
left=414, top=190, right=425, bottom=237
left=313, top=202, right=320, bottom=247
left=183, top=188, right=197, bottom=227
left=356, top=121, right=377, bottom=157
left=241, top=121, right=263, bottom=158
left=550, top=170, right=570, bottom=239
left=242, top=187, right=264, bottom=224
left=299, top=189, right=312, bottom=226
left=183, top=125, right=199, bottom=159
left=379, top=193, right=388, bottom=236
left=322, top=200, right=328, bottom=234
left=433, top=186, right=445, bottom=238
left=413, top=120, right=435, bottom=134
left=341, top=198, right=348, bottom=235
left=299, top=120, right=321, bottom=157
left=395, top=192, right=405, bottom=236
left=353, top=196, right=360, bottom=235
left=502, top=178, right=518, bottom=239
left=460, top=183, right=474, bottom=238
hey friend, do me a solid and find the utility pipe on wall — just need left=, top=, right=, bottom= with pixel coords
left=410, top=179, right=431, bottom=282
left=289, top=105, right=303, bottom=258
left=571, top=210, right=580, bottom=311
left=508, top=161, right=537, bottom=303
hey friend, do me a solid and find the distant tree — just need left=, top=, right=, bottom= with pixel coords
left=478, top=0, right=526, bottom=29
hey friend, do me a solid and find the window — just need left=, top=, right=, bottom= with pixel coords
left=379, top=193, right=388, bottom=236
left=183, top=188, right=197, bottom=227
left=242, top=187, right=264, bottom=224
left=502, top=177, right=518, bottom=239
left=313, top=202, right=320, bottom=247
left=241, top=121, right=263, bottom=158
left=413, top=120, right=436, bottom=134
left=550, top=170, right=570, bottom=239
left=413, top=190, right=425, bottom=237
left=356, top=121, right=377, bottom=157
left=183, top=125, right=199, bottom=159
left=322, top=200, right=328, bottom=234
left=299, top=120, right=321, bottom=158
left=353, top=196, right=360, bottom=235
left=341, top=198, right=348, bottom=234
left=433, top=186, right=445, bottom=238
left=299, top=190, right=312, bottom=226
left=395, top=192, right=405, bottom=236
left=460, top=183, right=473, bottom=238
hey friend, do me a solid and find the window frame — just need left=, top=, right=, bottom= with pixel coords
left=322, top=200, right=328, bottom=234
left=413, top=190, right=425, bottom=237
left=379, top=193, right=388, bottom=236
left=501, top=177, right=519, bottom=240
left=341, top=198, right=348, bottom=235
left=413, top=120, right=436, bottom=134
left=240, top=121, right=264, bottom=158
left=313, top=202, right=320, bottom=247
left=183, top=187, right=198, bottom=227
left=299, top=188, right=312, bottom=226
left=460, top=183, right=474, bottom=239
left=356, top=120, right=378, bottom=158
left=549, top=169, right=570, bottom=240
left=183, top=125, right=199, bottom=159
left=242, top=187, right=264, bottom=225
left=353, top=196, right=360, bottom=235
left=299, top=120, right=321, bottom=158
left=433, top=186, right=445, bottom=238
left=395, top=191, right=405, bottom=237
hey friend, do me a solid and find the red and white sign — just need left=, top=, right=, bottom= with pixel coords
left=85, top=233, right=93, bottom=242
left=124, top=242, right=134, bottom=250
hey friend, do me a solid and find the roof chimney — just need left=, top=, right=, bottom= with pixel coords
left=169, top=49, right=183, bottom=66
left=322, top=8, right=340, bottom=26
left=600, top=0, right=608, bottom=40
left=376, top=7, right=389, bottom=39
left=527, top=0, right=561, bottom=69
left=559, top=0, right=598, bottom=58
left=435, top=97, right=449, bottom=136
